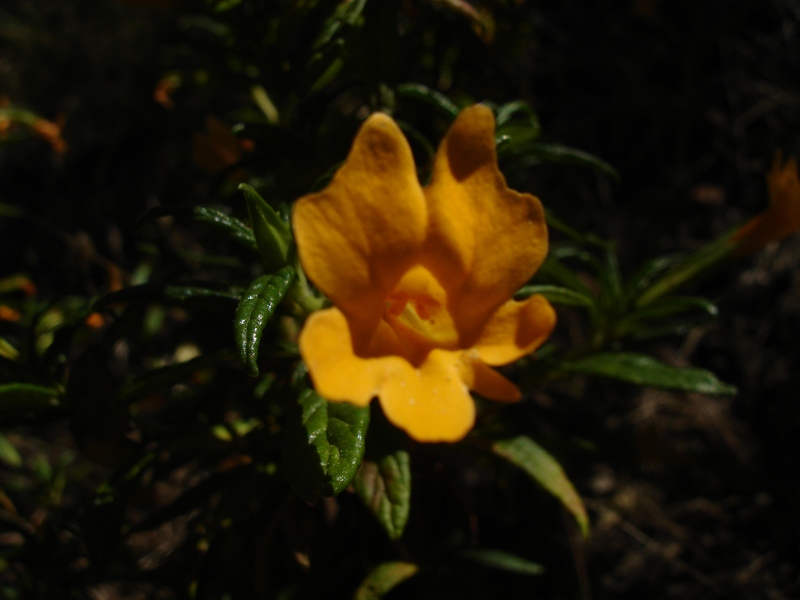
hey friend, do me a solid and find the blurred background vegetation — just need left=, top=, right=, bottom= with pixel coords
left=1, top=0, right=799, bottom=598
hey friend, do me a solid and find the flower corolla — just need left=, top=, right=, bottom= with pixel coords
left=293, top=105, right=556, bottom=442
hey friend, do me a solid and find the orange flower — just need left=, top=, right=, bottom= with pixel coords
left=732, top=152, right=800, bottom=255
left=293, top=106, right=556, bottom=442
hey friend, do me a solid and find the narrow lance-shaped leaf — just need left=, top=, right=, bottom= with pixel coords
left=495, top=100, right=540, bottom=131
left=313, top=0, right=369, bottom=51
left=635, top=232, right=736, bottom=307
left=240, top=184, right=292, bottom=271
left=354, top=561, right=419, bottom=600
left=501, top=141, right=620, bottom=180
left=515, top=284, right=595, bottom=309
left=492, top=435, right=589, bottom=537
left=234, top=267, right=296, bottom=376
left=0, top=383, right=61, bottom=417
left=136, top=205, right=257, bottom=252
left=623, top=296, right=719, bottom=321
left=562, top=352, right=737, bottom=395
left=281, top=389, right=370, bottom=502
left=621, top=254, right=683, bottom=307
left=396, top=83, right=460, bottom=120
left=459, top=549, right=545, bottom=576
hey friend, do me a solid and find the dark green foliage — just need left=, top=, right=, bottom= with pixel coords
left=234, top=266, right=296, bottom=376
left=282, top=388, right=370, bottom=501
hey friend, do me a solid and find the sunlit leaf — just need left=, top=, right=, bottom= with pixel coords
left=492, top=435, right=589, bottom=537
left=234, top=267, right=296, bottom=376
left=281, top=389, right=370, bottom=502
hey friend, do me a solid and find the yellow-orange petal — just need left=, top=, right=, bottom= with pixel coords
left=732, top=152, right=800, bottom=255
left=293, top=113, right=427, bottom=345
left=465, top=356, right=521, bottom=402
left=298, top=307, right=406, bottom=406
left=473, top=294, right=556, bottom=366
left=422, top=105, right=548, bottom=344
left=378, top=349, right=476, bottom=442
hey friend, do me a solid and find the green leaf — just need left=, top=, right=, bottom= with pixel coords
left=354, top=561, right=419, bottom=600
left=0, top=337, right=19, bottom=360
left=635, top=232, right=736, bottom=307
left=599, top=245, right=623, bottom=306
left=515, top=284, right=595, bottom=309
left=234, top=267, right=296, bottom=376
left=354, top=449, right=411, bottom=540
left=562, top=352, right=737, bottom=395
left=136, top=205, right=257, bottom=252
left=313, top=0, right=369, bottom=51
left=495, top=100, right=540, bottom=131
left=501, top=141, right=620, bottom=180
left=0, top=433, right=22, bottom=467
left=492, top=436, right=589, bottom=537
left=495, top=100, right=542, bottom=152
left=459, top=549, right=544, bottom=576
left=240, top=184, right=292, bottom=271
left=396, top=83, right=460, bottom=120
left=535, top=256, right=595, bottom=297
left=622, top=254, right=683, bottom=306
left=281, top=389, right=370, bottom=502
left=0, top=383, right=60, bottom=417
left=624, top=296, right=718, bottom=321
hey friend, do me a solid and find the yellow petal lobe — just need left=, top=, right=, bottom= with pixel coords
left=474, top=295, right=556, bottom=366
left=378, top=350, right=476, bottom=443
left=298, top=307, right=405, bottom=406
left=422, top=105, right=548, bottom=343
left=465, top=356, right=521, bottom=403
left=293, top=113, right=427, bottom=343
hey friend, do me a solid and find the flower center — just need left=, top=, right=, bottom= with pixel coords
left=384, top=265, right=460, bottom=351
